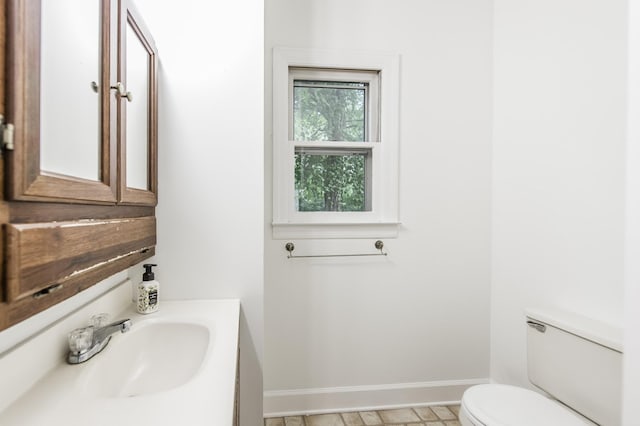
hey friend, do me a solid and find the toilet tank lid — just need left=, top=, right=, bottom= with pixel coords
left=525, top=307, right=623, bottom=353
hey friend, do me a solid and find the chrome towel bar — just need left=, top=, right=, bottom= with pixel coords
left=285, top=240, right=388, bottom=259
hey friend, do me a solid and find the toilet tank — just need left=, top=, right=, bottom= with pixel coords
left=525, top=308, right=622, bottom=426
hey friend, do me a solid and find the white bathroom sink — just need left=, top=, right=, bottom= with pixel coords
left=84, top=322, right=210, bottom=397
left=0, top=300, right=240, bottom=426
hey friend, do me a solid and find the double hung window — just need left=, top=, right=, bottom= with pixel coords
left=273, top=48, right=399, bottom=238
left=292, top=68, right=377, bottom=213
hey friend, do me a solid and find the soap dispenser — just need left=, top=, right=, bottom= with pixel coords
left=137, top=263, right=159, bottom=314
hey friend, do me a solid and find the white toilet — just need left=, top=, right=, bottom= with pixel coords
left=459, top=308, right=623, bottom=426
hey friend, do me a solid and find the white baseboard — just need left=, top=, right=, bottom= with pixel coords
left=263, top=378, right=489, bottom=417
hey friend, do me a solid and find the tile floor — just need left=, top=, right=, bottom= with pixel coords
left=264, top=405, right=461, bottom=426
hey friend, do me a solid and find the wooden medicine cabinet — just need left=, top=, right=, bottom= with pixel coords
left=0, top=0, right=158, bottom=330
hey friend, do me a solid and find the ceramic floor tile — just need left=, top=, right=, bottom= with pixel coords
left=285, top=416, right=305, bottom=426
left=265, top=404, right=458, bottom=426
left=341, top=412, right=364, bottom=425
left=431, top=406, right=456, bottom=420
left=306, top=413, right=345, bottom=426
left=378, top=408, right=421, bottom=423
left=359, top=411, right=383, bottom=425
left=414, top=407, right=439, bottom=421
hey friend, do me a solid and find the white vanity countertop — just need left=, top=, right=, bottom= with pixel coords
left=0, top=299, right=240, bottom=426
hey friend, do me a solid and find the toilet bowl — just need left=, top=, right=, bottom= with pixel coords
left=459, top=384, right=593, bottom=426
left=459, top=308, right=622, bottom=426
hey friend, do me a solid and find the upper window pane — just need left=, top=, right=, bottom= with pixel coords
left=293, top=80, right=367, bottom=142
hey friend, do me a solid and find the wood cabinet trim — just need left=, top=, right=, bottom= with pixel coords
left=7, top=202, right=154, bottom=223
left=5, top=216, right=156, bottom=302
left=1, top=0, right=6, bottom=306
left=6, top=247, right=154, bottom=328
left=5, top=0, right=118, bottom=204
left=117, top=0, right=158, bottom=206
left=0, top=0, right=159, bottom=332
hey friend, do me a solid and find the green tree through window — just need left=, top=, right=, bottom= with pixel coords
left=295, top=150, right=367, bottom=211
left=293, top=80, right=369, bottom=211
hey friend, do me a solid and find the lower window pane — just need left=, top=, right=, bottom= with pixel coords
left=294, top=148, right=371, bottom=212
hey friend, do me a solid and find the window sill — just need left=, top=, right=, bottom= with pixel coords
left=271, top=222, right=400, bottom=240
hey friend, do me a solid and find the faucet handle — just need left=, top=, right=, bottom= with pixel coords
left=68, top=327, right=94, bottom=354
left=90, top=313, right=110, bottom=328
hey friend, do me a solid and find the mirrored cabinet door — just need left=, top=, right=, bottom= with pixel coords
left=0, top=0, right=158, bottom=332
left=6, top=0, right=117, bottom=204
left=117, top=0, right=157, bottom=206
left=40, top=0, right=101, bottom=182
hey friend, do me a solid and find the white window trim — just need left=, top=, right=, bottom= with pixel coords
left=272, top=47, right=400, bottom=239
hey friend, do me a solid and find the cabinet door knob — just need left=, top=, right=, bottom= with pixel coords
left=110, top=82, right=133, bottom=102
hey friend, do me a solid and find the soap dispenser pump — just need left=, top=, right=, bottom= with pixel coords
left=137, top=263, right=159, bottom=314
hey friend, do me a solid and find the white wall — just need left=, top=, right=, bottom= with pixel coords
left=131, top=1, right=264, bottom=425
left=0, top=272, right=128, bottom=355
left=624, top=0, right=640, bottom=423
left=491, top=0, right=627, bottom=388
left=265, top=0, right=493, bottom=414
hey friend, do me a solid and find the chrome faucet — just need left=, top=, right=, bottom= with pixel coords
left=67, top=318, right=132, bottom=364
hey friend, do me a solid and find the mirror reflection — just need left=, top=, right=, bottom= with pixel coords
left=125, top=21, right=150, bottom=191
left=40, top=0, right=102, bottom=182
